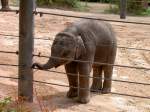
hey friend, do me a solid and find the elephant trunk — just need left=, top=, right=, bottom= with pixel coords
left=34, top=57, right=60, bottom=70
left=41, top=59, right=55, bottom=69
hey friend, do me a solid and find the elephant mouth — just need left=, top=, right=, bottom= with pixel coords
left=55, top=64, right=61, bottom=68
left=54, top=60, right=70, bottom=68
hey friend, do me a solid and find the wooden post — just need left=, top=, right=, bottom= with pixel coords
left=120, top=0, right=126, bottom=19
left=18, top=0, right=34, bottom=102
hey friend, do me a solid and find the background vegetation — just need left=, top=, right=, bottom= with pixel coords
left=36, top=0, right=150, bottom=15
left=80, top=0, right=110, bottom=2
left=108, top=0, right=150, bottom=15
left=37, top=0, right=82, bottom=9
left=8, top=0, right=150, bottom=16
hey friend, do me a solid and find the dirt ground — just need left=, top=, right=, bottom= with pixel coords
left=0, top=7, right=150, bottom=112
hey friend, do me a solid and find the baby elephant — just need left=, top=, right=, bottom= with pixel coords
left=32, top=20, right=117, bottom=104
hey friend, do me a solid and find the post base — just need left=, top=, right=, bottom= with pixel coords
left=0, top=7, right=11, bottom=11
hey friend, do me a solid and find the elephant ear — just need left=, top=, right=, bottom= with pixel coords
left=75, top=36, right=86, bottom=59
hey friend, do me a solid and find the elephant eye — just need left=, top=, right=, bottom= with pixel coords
left=62, top=50, right=70, bottom=56
left=63, top=52, right=68, bottom=56
left=53, top=41, right=58, bottom=46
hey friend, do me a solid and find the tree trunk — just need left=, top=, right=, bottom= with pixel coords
left=136, top=0, right=148, bottom=9
left=1, top=0, right=10, bottom=10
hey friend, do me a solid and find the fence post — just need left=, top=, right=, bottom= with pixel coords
left=18, top=0, right=34, bottom=102
left=120, top=0, right=126, bottom=19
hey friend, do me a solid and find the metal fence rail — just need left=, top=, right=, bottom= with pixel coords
left=0, top=50, right=150, bottom=70
left=1, top=9, right=150, bottom=26
left=0, top=75, right=149, bottom=100
left=33, top=54, right=150, bottom=70
left=0, top=33, right=150, bottom=52
left=0, top=61, right=150, bottom=87
left=0, top=50, right=150, bottom=85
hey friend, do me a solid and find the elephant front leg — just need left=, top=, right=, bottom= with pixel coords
left=78, top=63, right=91, bottom=104
left=102, top=66, right=113, bottom=94
left=91, top=66, right=103, bottom=92
left=65, top=62, right=78, bottom=98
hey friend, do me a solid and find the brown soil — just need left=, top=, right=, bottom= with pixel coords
left=0, top=7, right=150, bottom=112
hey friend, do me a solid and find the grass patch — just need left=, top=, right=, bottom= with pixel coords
left=0, top=97, right=31, bottom=112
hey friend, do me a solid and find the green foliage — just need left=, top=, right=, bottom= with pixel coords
left=0, top=97, right=31, bottom=112
left=37, top=0, right=81, bottom=9
left=57, top=0, right=81, bottom=8
left=0, top=97, right=16, bottom=112
left=81, top=0, right=111, bottom=3
left=127, top=0, right=148, bottom=14
left=107, top=0, right=150, bottom=16
left=36, top=0, right=53, bottom=6
left=140, top=7, right=150, bottom=16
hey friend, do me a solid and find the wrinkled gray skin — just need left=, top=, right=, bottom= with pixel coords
left=32, top=20, right=117, bottom=104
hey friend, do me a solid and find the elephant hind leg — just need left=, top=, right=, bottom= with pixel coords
left=102, top=66, right=113, bottom=94
left=91, top=66, right=103, bottom=92
left=65, top=62, right=78, bottom=98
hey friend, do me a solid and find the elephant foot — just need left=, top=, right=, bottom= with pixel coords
left=67, top=89, right=78, bottom=98
left=91, top=88, right=102, bottom=93
left=78, top=90, right=90, bottom=104
left=101, top=88, right=111, bottom=94
left=77, top=97, right=90, bottom=104
left=90, top=84, right=102, bottom=93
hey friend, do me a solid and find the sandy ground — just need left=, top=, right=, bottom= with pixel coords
left=0, top=7, right=150, bottom=112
